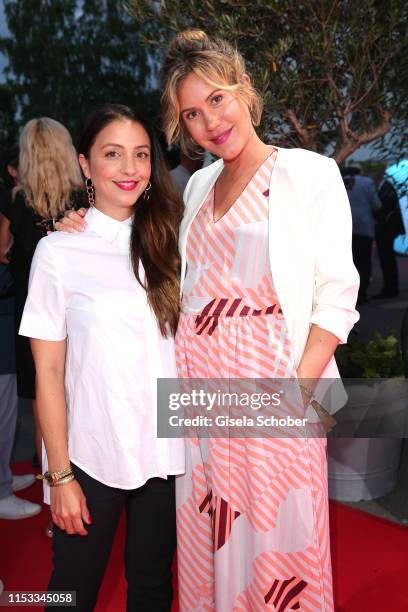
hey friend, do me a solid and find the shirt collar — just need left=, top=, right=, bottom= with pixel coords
left=85, top=206, right=133, bottom=244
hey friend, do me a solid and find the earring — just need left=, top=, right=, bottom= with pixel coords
left=85, top=178, right=95, bottom=207
left=143, top=180, right=152, bottom=201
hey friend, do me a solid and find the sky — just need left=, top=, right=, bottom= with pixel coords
left=0, top=1, right=382, bottom=161
left=0, top=1, right=8, bottom=78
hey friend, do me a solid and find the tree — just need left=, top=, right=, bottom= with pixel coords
left=0, top=83, right=17, bottom=157
left=128, top=0, right=408, bottom=162
left=0, top=0, right=159, bottom=144
left=0, top=82, right=18, bottom=185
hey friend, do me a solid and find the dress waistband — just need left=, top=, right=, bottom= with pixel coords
left=181, top=297, right=283, bottom=336
left=182, top=296, right=282, bottom=317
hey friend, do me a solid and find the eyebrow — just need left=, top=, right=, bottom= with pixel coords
left=101, top=143, right=151, bottom=150
left=180, top=89, right=222, bottom=114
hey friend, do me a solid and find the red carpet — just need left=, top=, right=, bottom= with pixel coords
left=1, top=462, right=408, bottom=611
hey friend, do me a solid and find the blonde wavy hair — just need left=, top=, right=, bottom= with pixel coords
left=17, top=117, right=83, bottom=219
left=161, top=30, right=263, bottom=156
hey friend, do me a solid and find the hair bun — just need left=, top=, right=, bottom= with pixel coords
left=170, top=29, right=209, bottom=53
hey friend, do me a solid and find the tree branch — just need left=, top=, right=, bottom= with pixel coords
left=349, top=50, right=396, bottom=112
left=286, top=109, right=315, bottom=150
left=334, top=109, right=392, bottom=163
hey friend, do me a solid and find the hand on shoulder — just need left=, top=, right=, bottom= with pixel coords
left=54, top=208, right=87, bottom=233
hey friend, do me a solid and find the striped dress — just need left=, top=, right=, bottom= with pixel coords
left=175, top=153, right=334, bottom=611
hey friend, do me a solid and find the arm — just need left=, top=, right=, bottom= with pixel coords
left=0, top=212, right=12, bottom=263
left=301, top=158, right=360, bottom=389
left=31, top=339, right=91, bottom=535
left=19, top=238, right=91, bottom=535
left=297, top=326, right=339, bottom=381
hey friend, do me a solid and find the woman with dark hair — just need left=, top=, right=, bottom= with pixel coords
left=19, top=104, right=184, bottom=611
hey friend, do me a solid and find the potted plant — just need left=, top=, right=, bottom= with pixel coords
left=328, top=333, right=406, bottom=502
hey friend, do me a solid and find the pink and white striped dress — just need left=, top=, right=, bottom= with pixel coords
left=175, top=154, right=334, bottom=611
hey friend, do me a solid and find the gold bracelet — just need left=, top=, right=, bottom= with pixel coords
left=299, top=384, right=313, bottom=399
left=37, top=465, right=73, bottom=485
left=49, top=474, right=75, bottom=487
left=299, top=384, right=337, bottom=431
left=310, top=399, right=337, bottom=431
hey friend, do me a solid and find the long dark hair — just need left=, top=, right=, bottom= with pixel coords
left=78, top=104, right=183, bottom=337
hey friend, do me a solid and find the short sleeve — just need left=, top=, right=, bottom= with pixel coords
left=19, top=238, right=67, bottom=341
left=310, top=158, right=360, bottom=343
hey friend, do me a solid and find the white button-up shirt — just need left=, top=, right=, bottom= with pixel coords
left=20, top=207, right=184, bottom=494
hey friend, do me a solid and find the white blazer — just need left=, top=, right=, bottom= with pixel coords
left=179, top=147, right=360, bottom=414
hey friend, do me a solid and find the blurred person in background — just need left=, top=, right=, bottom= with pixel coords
left=0, top=145, right=19, bottom=190
left=373, top=175, right=405, bottom=299
left=0, top=146, right=19, bottom=265
left=0, top=120, right=84, bottom=529
left=170, top=149, right=204, bottom=195
left=0, top=148, right=41, bottom=520
left=342, top=164, right=381, bottom=305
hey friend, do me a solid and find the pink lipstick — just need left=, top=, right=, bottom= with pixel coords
left=113, top=181, right=138, bottom=191
left=211, top=128, right=233, bottom=146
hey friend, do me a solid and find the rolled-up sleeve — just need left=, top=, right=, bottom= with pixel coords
left=19, top=238, right=67, bottom=341
left=310, top=158, right=360, bottom=343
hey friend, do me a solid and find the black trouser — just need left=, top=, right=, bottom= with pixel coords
left=48, top=464, right=176, bottom=612
left=352, top=234, right=373, bottom=299
left=375, top=227, right=399, bottom=293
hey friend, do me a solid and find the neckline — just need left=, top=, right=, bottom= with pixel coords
left=212, top=147, right=277, bottom=224
left=85, top=206, right=133, bottom=244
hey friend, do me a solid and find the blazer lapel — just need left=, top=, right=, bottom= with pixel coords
left=267, top=147, right=310, bottom=365
left=267, top=148, right=294, bottom=310
left=179, top=159, right=224, bottom=294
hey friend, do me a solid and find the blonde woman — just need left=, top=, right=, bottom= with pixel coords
left=161, top=31, right=359, bottom=611
left=0, top=119, right=83, bottom=532
left=0, top=118, right=83, bottom=402
left=57, top=31, right=359, bottom=611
